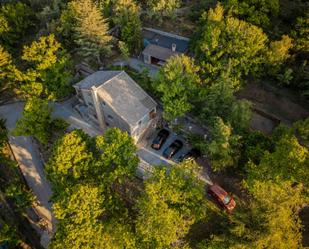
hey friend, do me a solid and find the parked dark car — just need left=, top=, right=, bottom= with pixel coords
left=162, top=140, right=183, bottom=159
left=208, top=184, right=236, bottom=212
left=151, top=129, right=170, bottom=150
left=179, top=148, right=201, bottom=161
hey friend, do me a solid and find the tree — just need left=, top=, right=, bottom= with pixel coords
left=50, top=184, right=107, bottom=249
left=46, top=129, right=95, bottom=190
left=95, top=128, right=139, bottom=187
left=201, top=73, right=252, bottom=133
left=48, top=128, right=138, bottom=248
left=198, top=180, right=304, bottom=249
left=135, top=160, right=206, bottom=248
left=0, top=119, right=7, bottom=149
left=145, top=0, right=181, bottom=19
left=194, top=3, right=267, bottom=85
left=0, top=2, right=33, bottom=48
left=248, top=180, right=304, bottom=249
left=266, top=35, right=293, bottom=74
left=13, top=97, right=53, bottom=144
left=112, top=0, right=142, bottom=54
left=207, top=117, right=241, bottom=172
left=294, top=117, right=309, bottom=146
left=245, top=126, right=308, bottom=187
left=292, top=10, right=309, bottom=54
left=229, top=100, right=252, bottom=133
left=20, top=34, right=72, bottom=100
left=118, top=41, right=130, bottom=61
left=155, top=55, right=201, bottom=121
left=59, top=0, right=112, bottom=61
left=0, top=45, right=15, bottom=89
left=224, top=0, right=280, bottom=28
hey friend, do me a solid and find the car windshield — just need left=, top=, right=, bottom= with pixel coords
left=223, top=195, right=231, bottom=205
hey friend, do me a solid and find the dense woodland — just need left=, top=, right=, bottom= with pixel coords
left=0, top=0, right=309, bottom=248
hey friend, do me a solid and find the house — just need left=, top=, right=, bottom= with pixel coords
left=73, top=70, right=157, bottom=141
left=141, top=28, right=190, bottom=66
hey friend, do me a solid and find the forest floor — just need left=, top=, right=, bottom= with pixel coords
left=237, top=81, right=309, bottom=134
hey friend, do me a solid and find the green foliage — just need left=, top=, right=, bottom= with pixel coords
left=118, top=41, right=130, bottom=61
left=13, top=97, right=53, bottom=144
left=229, top=100, right=252, bottom=133
left=207, top=117, right=241, bottom=172
left=95, top=128, right=139, bottom=187
left=201, top=73, right=252, bottom=133
left=248, top=180, right=304, bottom=249
left=224, top=0, right=280, bottom=28
left=135, top=160, right=206, bottom=248
left=0, top=220, right=18, bottom=248
left=146, top=0, right=181, bottom=19
left=155, top=55, right=201, bottom=121
left=199, top=180, right=304, bottom=249
left=48, top=128, right=139, bottom=248
left=20, top=34, right=73, bottom=100
left=292, top=10, right=309, bottom=54
left=294, top=117, right=309, bottom=146
left=276, top=68, right=294, bottom=85
left=0, top=119, right=7, bottom=150
left=201, top=74, right=235, bottom=120
left=266, top=35, right=293, bottom=75
left=0, top=2, right=34, bottom=48
left=239, top=131, right=273, bottom=166
left=47, top=129, right=94, bottom=187
left=59, top=0, right=112, bottom=61
left=50, top=184, right=107, bottom=249
left=194, top=3, right=267, bottom=85
left=0, top=45, right=16, bottom=89
left=5, top=183, right=35, bottom=211
left=245, top=125, right=309, bottom=187
left=113, top=0, right=142, bottom=54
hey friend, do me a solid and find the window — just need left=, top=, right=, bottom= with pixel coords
left=138, top=120, right=142, bottom=125
left=93, top=114, right=97, bottom=119
left=102, top=101, right=106, bottom=106
left=107, top=115, right=113, bottom=120
left=105, top=122, right=110, bottom=126
left=88, top=102, right=93, bottom=107
left=223, top=196, right=231, bottom=205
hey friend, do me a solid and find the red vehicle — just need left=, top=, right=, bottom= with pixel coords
left=208, top=184, right=236, bottom=212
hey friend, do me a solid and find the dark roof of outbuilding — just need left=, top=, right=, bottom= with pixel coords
left=142, top=28, right=189, bottom=53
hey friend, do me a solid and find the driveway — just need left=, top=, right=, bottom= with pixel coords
left=0, top=99, right=101, bottom=248
left=0, top=102, right=54, bottom=248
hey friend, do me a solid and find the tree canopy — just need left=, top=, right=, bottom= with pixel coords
left=155, top=55, right=201, bottom=121
left=59, top=0, right=112, bottom=61
left=206, top=117, right=241, bottom=172
left=145, top=0, right=181, bottom=19
left=224, top=0, right=280, bottom=28
left=0, top=2, right=33, bottom=48
left=135, top=160, right=207, bottom=248
left=13, top=97, right=53, bottom=144
left=112, top=0, right=142, bottom=54
left=19, top=34, right=72, bottom=100
left=194, top=3, right=268, bottom=86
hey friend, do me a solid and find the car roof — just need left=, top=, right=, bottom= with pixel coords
left=210, top=184, right=229, bottom=200
left=173, top=140, right=183, bottom=146
left=158, top=129, right=169, bottom=135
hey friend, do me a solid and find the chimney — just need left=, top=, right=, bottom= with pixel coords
left=172, top=43, right=177, bottom=52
